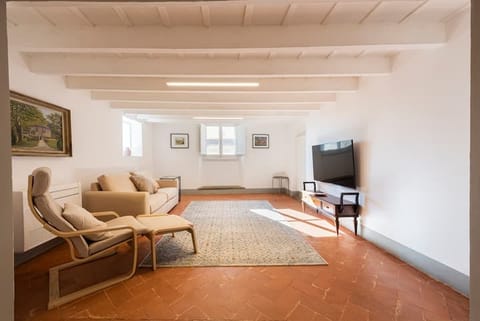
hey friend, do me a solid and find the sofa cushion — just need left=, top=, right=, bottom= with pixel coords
left=62, top=203, right=113, bottom=241
left=149, top=192, right=168, bottom=213
left=130, top=170, right=153, bottom=179
left=158, top=187, right=177, bottom=201
left=130, top=174, right=158, bottom=194
left=98, top=173, right=137, bottom=192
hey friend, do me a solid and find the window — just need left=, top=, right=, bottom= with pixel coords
left=200, top=124, right=245, bottom=156
left=122, top=116, right=143, bottom=157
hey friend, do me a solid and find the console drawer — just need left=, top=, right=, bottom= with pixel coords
left=321, top=201, right=335, bottom=215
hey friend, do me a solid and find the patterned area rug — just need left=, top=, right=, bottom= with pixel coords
left=140, top=200, right=327, bottom=267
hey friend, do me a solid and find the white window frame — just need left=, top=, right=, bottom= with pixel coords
left=200, top=124, right=245, bottom=158
left=122, top=116, right=143, bottom=157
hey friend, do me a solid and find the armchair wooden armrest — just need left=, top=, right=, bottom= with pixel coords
left=54, top=224, right=137, bottom=239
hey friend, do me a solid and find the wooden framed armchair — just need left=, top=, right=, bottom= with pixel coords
left=27, top=167, right=150, bottom=309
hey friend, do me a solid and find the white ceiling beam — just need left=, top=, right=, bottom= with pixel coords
left=69, top=7, right=95, bottom=27
left=399, top=0, right=429, bottom=23
left=281, top=4, right=297, bottom=26
left=296, top=51, right=305, bottom=59
left=359, top=1, right=383, bottom=24
left=113, top=7, right=133, bottom=27
left=156, top=6, right=171, bottom=27
left=9, top=24, right=446, bottom=53
left=65, top=76, right=359, bottom=92
left=321, top=2, right=337, bottom=25
left=32, top=8, right=56, bottom=26
left=441, top=2, right=471, bottom=23
left=243, top=4, right=254, bottom=26
left=110, top=101, right=327, bottom=111
left=326, top=50, right=336, bottom=59
left=7, top=0, right=442, bottom=9
left=200, top=5, right=211, bottom=27
left=7, top=18, right=17, bottom=27
left=26, top=54, right=392, bottom=77
left=92, top=91, right=336, bottom=103
left=128, top=110, right=312, bottom=120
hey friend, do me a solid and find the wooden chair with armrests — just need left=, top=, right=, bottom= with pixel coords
left=27, top=167, right=150, bottom=309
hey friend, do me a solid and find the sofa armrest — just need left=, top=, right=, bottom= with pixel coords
left=156, top=179, right=178, bottom=189
left=84, top=191, right=150, bottom=216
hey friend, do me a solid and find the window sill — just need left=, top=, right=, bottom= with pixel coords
left=201, top=155, right=244, bottom=161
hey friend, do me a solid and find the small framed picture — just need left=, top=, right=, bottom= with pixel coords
left=252, top=134, right=269, bottom=149
left=170, top=133, right=189, bottom=149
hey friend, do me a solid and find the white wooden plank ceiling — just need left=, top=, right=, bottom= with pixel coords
left=6, top=0, right=470, bottom=120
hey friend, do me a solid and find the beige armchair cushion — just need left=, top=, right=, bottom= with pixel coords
left=32, top=167, right=89, bottom=258
left=130, top=175, right=158, bottom=194
left=88, top=216, right=150, bottom=255
left=62, top=203, right=113, bottom=241
left=98, top=173, right=137, bottom=192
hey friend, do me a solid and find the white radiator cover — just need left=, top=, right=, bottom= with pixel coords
left=13, top=182, right=82, bottom=253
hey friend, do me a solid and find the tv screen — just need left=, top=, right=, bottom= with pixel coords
left=312, top=139, right=356, bottom=188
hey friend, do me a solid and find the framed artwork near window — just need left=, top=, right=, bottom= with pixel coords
left=252, top=134, right=269, bottom=149
left=170, top=133, right=189, bottom=149
left=10, top=91, right=72, bottom=157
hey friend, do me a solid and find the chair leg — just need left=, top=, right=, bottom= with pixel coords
left=47, top=239, right=138, bottom=309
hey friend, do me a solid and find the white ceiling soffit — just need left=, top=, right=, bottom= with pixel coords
left=65, top=76, right=359, bottom=93
left=6, top=0, right=470, bottom=121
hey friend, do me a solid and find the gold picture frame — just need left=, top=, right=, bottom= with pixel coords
left=10, top=91, right=72, bottom=157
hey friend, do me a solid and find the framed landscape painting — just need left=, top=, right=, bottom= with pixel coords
left=10, top=91, right=72, bottom=157
left=252, top=134, right=269, bottom=149
left=170, top=133, right=189, bottom=149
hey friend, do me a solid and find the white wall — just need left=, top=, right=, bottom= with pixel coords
left=471, top=2, right=480, bottom=317
left=8, top=51, right=154, bottom=192
left=152, top=120, right=303, bottom=190
left=0, top=0, right=14, bottom=319
left=306, top=12, right=470, bottom=275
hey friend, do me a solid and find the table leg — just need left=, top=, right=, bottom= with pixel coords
left=335, top=216, right=340, bottom=235
left=354, top=216, right=358, bottom=236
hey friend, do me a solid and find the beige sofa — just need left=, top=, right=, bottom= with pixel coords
left=84, top=172, right=179, bottom=216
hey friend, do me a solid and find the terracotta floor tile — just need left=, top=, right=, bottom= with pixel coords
left=339, top=303, right=369, bottom=321
left=14, top=193, right=469, bottom=321
left=233, top=302, right=261, bottom=320
left=395, top=301, right=425, bottom=321
left=286, top=303, right=317, bottom=321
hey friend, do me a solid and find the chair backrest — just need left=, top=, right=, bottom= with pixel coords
left=28, top=167, right=89, bottom=258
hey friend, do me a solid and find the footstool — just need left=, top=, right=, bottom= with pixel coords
left=136, top=214, right=198, bottom=270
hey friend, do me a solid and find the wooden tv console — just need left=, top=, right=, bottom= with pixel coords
left=301, top=182, right=360, bottom=236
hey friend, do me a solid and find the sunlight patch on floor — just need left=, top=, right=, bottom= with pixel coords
left=249, top=207, right=341, bottom=238
left=275, top=208, right=318, bottom=221
left=280, top=220, right=339, bottom=238
left=249, top=209, right=293, bottom=221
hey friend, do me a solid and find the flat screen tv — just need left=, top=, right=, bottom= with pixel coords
left=312, top=139, right=356, bottom=188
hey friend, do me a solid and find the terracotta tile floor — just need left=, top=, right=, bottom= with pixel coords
left=15, top=194, right=469, bottom=321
